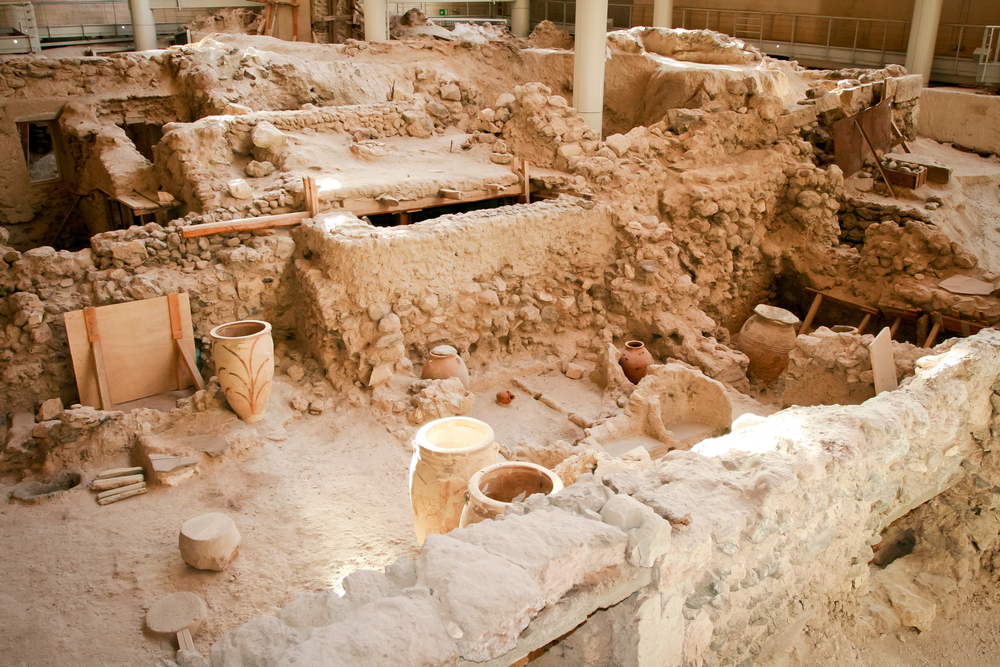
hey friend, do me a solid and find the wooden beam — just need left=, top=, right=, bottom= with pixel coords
left=799, top=293, right=823, bottom=335
left=180, top=211, right=309, bottom=238
left=857, top=312, right=872, bottom=334
left=83, top=307, right=113, bottom=411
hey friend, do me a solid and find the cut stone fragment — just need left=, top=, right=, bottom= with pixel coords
left=145, top=591, right=208, bottom=637
left=179, top=512, right=241, bottom=571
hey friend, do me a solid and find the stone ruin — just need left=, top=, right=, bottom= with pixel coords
left=2, top=20, right=1000, bottom=667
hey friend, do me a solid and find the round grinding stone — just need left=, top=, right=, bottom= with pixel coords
left=145, top=591, right=207, bottom=637
left=178, top=512, right=241, bottom=571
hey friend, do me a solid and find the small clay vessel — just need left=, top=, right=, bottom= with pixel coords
left=460, top=462, right=564, bottom=528
left=736, top=304, right=799, bottom=385
left=496, top=390, right=515, bottom=405
left=619, top=340, right=654, bottom=384
left=421, top=345, right=470, bottom=389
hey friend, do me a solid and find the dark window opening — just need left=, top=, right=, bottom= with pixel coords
left=119, top=119, right=164, bottom=162
left=17, top=120, right=61, bottom=183
left=367, top=196, right=516, bottom=228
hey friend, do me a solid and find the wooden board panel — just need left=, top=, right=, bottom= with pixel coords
left=65, top=293, right=199, bottom=408
left=869, top=326, right=898, bottom=395
left=834, top=100, right=892, bottom=177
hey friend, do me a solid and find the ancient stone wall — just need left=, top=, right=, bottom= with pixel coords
left=206, top=329, right=1000, bottom=667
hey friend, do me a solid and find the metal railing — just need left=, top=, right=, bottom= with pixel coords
left=531, top=1, right=649, bottom=32
left=0, top=2, right=42, bottom=53
left=978, top=26, right=1000, bottom=84
left=1, top=0, right=196, bottom=47
left=387, top=1, right=511, bottom=23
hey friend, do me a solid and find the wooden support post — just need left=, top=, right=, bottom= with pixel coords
left=521, top=160, right=530, bottom=204
left=303, top=176, right=319, bottom=217
left=799, top=293, right=823, bottom=335
left=857, top=312, right=873, bottom=334
left=291, top=0, right=299, bottom=40
left=83, top=307, right=113, bottom=410
left=397, top=211, right=410, bottom=225
left=923, top=313, right=943, bottom=348
left=889, top=317, right=902, bottom=339
left=167, top=293, right=206, bottom=391
left=856, top=119, right=896, bottom=198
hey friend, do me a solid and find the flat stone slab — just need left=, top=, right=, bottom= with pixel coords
left=179, top=512, right=241, bottom=571
left=146, top=591, right=207, bottom=637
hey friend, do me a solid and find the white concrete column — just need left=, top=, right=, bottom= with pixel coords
left=652, top=0, right=672, bottom=29
left=128, top=0, right=157, bottom=52
left=365, top=0, right=387, bottom=41
left=905, top=0, right=943, bottom=85
left=573, top=0, right=609, bottom=135
left=512, top=0, right=530, bottom=38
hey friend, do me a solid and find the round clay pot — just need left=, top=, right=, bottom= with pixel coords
left=460, top=462, right=564, bottom=528
left=496, top=390, right=515, bottom=405
left=210, top=320, right=274, bottom=423
left=830, top=325, right=859, bottom=335
left=421, top=345, right=470, bottom=389
left=409, top=417, right=499, bottom=545
left=619, top=340, right=654, bottom=384
left=736, top=305, right=799, bottom=385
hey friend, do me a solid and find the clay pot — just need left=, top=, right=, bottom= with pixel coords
left=830, top=325, right=859, bottom=335
left=421, top=345, right=470, bottom=389
left=460, top=462, right=564, bottom=528
left=736, top=305, right=799, bottom=385
left=210, top=320, right=274, bottom=423
left=619, top=340, right=654, bottom=384
left=496, top=390, right=515, bottom=405
left=409, top=417, right=499, bottom=545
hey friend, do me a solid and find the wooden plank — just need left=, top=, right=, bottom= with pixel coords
left=870, top=327, right=898, bottom=394
left=84, top=307, right=114, bottom=410
left=97, top=486, right=147, bottom=505
left=97, top=481, right=145, bottom=500
left=96, top=466, right=145, bottom=480
left=303, top=176, right=319, bottom=217
left=177, top=628, right=195, bottom=652
left=168, top=293, right=205, bottom=391
left=180, top=211, right=309, bottom=238
left=66, top=294, right=201, bottom=407
left=857, top=312, right=872, bottom=334
left=92, top=474, right=144, bottom=491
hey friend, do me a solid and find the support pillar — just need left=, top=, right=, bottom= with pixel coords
left=904, top=0, right=943, bottom=85
left=512, top=0, right=530, bottom=38
left=364, top=0, right=387, bottom=41
left=573, top=0, right=609, bottom=135
left=128, top=0, right=157, bottom=52
left=652, top=0, right=672, bottom=29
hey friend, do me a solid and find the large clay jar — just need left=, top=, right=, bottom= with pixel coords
left=421, top=345, right=470, bottom=389
left=460, top=462, right=564, bottom=528
left=409, top=416, right=498, bottom=545
left=619, top=340, right=654, bottom=384
left=736, top=305, right=799, bottom=385
left=210, top=320, right=274, bottom=423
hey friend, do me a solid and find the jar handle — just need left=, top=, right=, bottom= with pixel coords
left=463, top=491, right=470, bottom=505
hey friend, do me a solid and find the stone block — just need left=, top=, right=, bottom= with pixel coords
left=601, top=493, right=654, bottom=530
left=179, top=512, right=241, bottom=571
left=605, top=133, right=631, bottom=157
left=417, top=533, right=546, bottom=661
left=565, top=362, right=586, bottom=379
left=893, top=74, right=923, bottom=103
left=450, top=508, right=627, bottom=603
left=35, top=398, right=63, bottom=423
left=251, top=121, right=286, bottom=149
left=228, top=179, right=253, bottom=200
left=887, top=583, right=935, bottom=631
